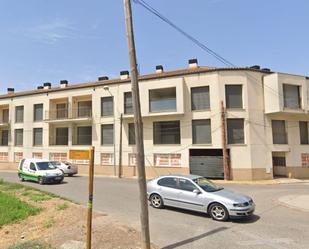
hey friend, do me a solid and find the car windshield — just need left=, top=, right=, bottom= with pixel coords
left=193, top=177, right=223, bottom=192
left=50, top=161, right=61, bottom=166
left=36, top=162, right=56, bottom=170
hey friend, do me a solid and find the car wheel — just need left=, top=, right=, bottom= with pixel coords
left=209, top=203, right=229, bottom=221
left=38, top=177, right=44, bottom=185
left=150, top=194, right=164, bottom=209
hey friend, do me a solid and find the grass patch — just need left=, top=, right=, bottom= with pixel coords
left=0, top=192, right=40, bottom=227
left=44, top=217, right=55, bottom=229
left=22, top=190, right=52, bottom=202
left=6, top=240, right=53, bottom=249
left=0, top=179, right=24, bottom=192
left=56, top=202, right=69, bottom=211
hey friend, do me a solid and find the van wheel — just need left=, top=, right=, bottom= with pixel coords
left=18, top=174, right=24, bottom=182
left=38, top=177, right=44, bottom=185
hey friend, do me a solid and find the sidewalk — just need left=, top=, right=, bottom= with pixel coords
left=278, top=195, right=309, bottom=212
left=213, top=177, right=309, bottom=185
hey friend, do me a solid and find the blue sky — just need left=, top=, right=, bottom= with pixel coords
left=0, top=0, right=308, bottom=94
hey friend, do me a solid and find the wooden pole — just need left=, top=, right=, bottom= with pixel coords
left=124, top=1, right=151, bottom=249
left=118, top=113, right=123, bottom=178
left=221, top=101, right=230, bottom=180
left=86, top=146, right=95, bottom=249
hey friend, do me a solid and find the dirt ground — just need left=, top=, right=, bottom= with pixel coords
left=0, top=195, right=157, bottom=249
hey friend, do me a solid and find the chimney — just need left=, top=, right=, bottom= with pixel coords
left=7, top=88, right=14, bottom=94
left=188, top=58, right=198, bottom=68
left=250, top=65, right=261, bottom=70
left=98, top=76, right=109, bottom=81
left=60, top=80, right=68, bottom=88
left=262, top=68, right=271, bottom=72
left=120, top=70, right=129, bottom=80
left=37, top=86, right=44, bottom=90
left=43, top=82, right=51, bottom=90
left=156, top=65, right=164, bottom=73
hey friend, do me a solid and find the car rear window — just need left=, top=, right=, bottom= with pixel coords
left=158, top=177, right=178, bottom=188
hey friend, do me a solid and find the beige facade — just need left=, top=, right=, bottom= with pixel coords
left=0, top=64, right=309, bottom=180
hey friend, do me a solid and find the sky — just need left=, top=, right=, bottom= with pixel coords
left=0, top=0, right=308, bottom=94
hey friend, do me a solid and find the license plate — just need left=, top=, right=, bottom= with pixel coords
left=55, top=177, right=61, bottom=180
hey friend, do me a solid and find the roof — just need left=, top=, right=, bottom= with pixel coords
left=0, top=66, right=272, bottom=100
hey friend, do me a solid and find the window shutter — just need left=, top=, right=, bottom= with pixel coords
left=272, top=120, right=287, bottom=144
left=101, top=97, right=114, bottom=116
left=191, top=86, right=210, bottom=110
left=101, top=124, right=114, bottom=145
left=299, top=121, right=308, bottom=144
left=227, top=119, right=244, bottom=144
left=124, top=92, right=133, bottom=114
left=225, top=85, right=243, bottom=108
left=15, top=129, right=23, bottom=146
left=192, top=119, right=211, bottom=144
left=128, top=123, right=135, bottom=145
left=34, top=104, right=43, bottom=121
left=283, top=84, right=300, bottom=109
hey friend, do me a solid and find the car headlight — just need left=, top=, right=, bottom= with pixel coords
left=233, top=202, right=249, bottom=207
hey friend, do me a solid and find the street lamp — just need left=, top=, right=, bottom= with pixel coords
left=103, top=86, right=116, bottom=176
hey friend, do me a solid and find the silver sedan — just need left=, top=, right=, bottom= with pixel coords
left=147, top=174, right=255, bottom=221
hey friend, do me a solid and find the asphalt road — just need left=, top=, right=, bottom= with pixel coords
left=1, top=172, right=309, bottom=249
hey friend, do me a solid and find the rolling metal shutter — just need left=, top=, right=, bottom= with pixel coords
left=189, top=156, right=224, bottom=179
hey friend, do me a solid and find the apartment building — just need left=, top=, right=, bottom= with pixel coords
left=0, top=60, right=309, bottom=180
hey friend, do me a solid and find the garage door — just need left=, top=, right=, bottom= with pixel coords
left=190, top=156, right=224, bottom=179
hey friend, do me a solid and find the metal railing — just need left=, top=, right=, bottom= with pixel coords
left=46, top=107, right=92, bottom=120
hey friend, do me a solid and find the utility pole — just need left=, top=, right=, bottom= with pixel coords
left=221, top=101, right=230, bottom=180
left=124, top=1, right=151, bottom=249
left=118, top=113, right=123, bottom=178
left=86, top=146, right=95, bottom=249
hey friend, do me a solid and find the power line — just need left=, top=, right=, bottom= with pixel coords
left=133, top=0, right=235, bottom=67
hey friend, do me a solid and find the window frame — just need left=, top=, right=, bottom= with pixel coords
left=15, top=106, right=24, bottom=123
left=101, top=124, right=114, bottom=145
left=192, top=119, right=212, bottom=144
left=14, top=129, right=23, bottom=146
left=128, top=123, right=135, bottom=145
left=124, top=92, right=133, bottom=114
left=272, top=120, right=288, bottom=144
left=225, top=85, right=243, bottom=109
left=191, top=86, right=210, bottom=111
left=299, top=121, right=309, bottom=145
left=33, top=128, right=43, bottom=146
left=101, top=96, right=114, bottom=117
left=227, top=118, right=245, bottom=145
left=153, top=120, right=181, bottom=145
left=149, top=87, right=177, bottom=113
left=33, top=103, right=43, bottom=122
left=283, top=84, right=301, bottom=109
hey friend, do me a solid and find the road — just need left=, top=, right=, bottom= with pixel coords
left=1, top=172, right=309, bottom=249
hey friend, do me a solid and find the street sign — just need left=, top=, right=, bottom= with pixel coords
left=69, top=150, right=90, bottom=160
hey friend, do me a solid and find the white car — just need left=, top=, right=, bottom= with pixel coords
left=50, top=161, right=78, bottom=176
left=18, top=158, right=64, bottom=184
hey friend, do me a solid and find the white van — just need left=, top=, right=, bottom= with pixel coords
left=18, top=158, right=64, bottom=184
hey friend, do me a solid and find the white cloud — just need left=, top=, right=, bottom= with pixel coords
left=26, top=19, right=76, bottom=45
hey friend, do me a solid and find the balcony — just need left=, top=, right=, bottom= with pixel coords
left=0, top=108, right=9, bottom=127
left=264, top=73, right=308, bottom=116
left=45, top=107, right=92, bottom=123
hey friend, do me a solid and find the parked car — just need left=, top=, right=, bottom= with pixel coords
left=50, top=161, right=78, bottom=176
left=18, top=158, right=64, bottom=184
left=147, top=174, right=255, bottom=221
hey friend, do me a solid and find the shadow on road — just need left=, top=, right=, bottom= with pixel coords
left=231, top=214, right=260, bottom=224
left=161, top=227, right=228, bottom=249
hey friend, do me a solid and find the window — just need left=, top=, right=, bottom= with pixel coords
left=154, top=154, right=181, bottom=167
left=56, top=103, right=68, bottom=119
left=272, top=120, right=287, bottom=144
left=77, top=126, right=92, bottom=145
left=192, top=119, right=211, bottom=144
left=49, top=153, right=67, bottom=161
left=100, top=153, right=114, bottom=165
left=34, top=104, right=43, bottom=121
left=283, top=84, right=301, bottom=109
left=0, top=152, right=8, bottom=162
left=30, top=163, right=36, bottom=171
left=225, top=85, right=243, bottom=109
left=101, top=97, right=114, bottom=117
left=15, top=106, right=24, bottom=123
left=227, top=119, right=244, bottom=144
left=153, top=121, right=180, bottom=144
left=128, top=123, right=135, bottom=145
left=14, top=129, right=23, bottom=146
left=78, top=101, right=92, bottom=117
left=56, top=127, right=68, bottom=145
left=2, top=109, right=9, bottom=123
left=149, top=87, right=176, bottom=112
left=1, top=130, right=8, bottom=146
left=124, top=92, right=133, bottom=114
left=33, top=128, right=43, bottom=146
left=101, top=124, right=114, bottom=145
left=178, top=178, right=196, bottom=192
left=158, top=177, right=178, bottom=188
left=299, top=121, right=309, bottom=144
left=191, top=86, right=210, bottom=110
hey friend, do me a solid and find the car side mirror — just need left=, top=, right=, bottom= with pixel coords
left=193, top=189, right=201, bottom=194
